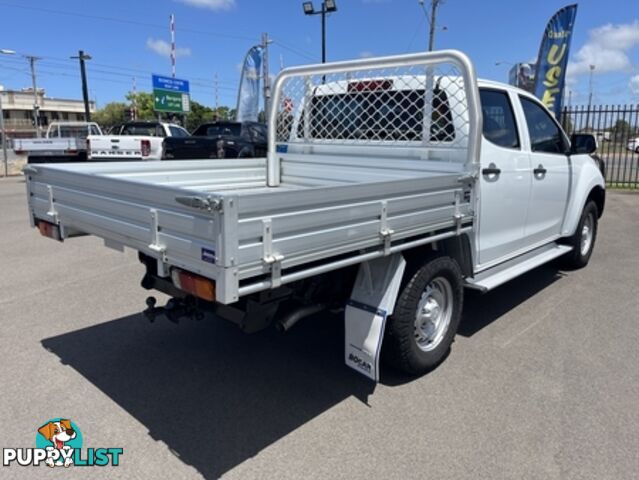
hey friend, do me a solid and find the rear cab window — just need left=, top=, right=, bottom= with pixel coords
left=295, top=83, right=456, bottom=142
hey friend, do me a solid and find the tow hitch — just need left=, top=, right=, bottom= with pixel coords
left=143, top=296, right=205, bottom=324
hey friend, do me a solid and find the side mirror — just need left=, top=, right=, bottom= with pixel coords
left=570, top=133, right=598, bottom=155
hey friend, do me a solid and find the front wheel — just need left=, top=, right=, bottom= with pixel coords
left=561, top=200, right=599, bottom=269
left=383, top=256, right=463, bottom=376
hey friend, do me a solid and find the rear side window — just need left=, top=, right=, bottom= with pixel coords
left=519, top=96, right=567, bottom=154
left=479, top=89, right=519, bottom=149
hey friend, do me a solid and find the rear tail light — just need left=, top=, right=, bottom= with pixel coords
left=37, top=220, right=62, bottom=241
left=347, top=79, right=393, bottom=92
left=141, top=139, right=151, bottom=157
left=171, top=268, right=216, bottom=302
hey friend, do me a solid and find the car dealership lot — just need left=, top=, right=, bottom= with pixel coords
left=1, top=175, right=638, bottom=479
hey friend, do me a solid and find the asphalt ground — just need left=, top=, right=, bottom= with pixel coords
left=0, top=175, right=638, bottom=479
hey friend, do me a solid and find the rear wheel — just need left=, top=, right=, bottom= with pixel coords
left=562, top=201, right=598, bottom=269
left=383, top=256, right=463, bottom=376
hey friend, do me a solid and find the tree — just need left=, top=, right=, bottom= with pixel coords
left=185, top=100, right=214, bottom=131
left=126, top=92, right=155, bottom=120
left=92, top=102, right=128, bottom=130
left=611, top=119, right=631, bottom=141
left=93, top=91, right=237, bottom=132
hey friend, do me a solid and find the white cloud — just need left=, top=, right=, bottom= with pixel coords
left=176, top=0, right=235, bottom=10
left=631, top=75, right=639, bottom=95
left=146, top=38, right=191, bottom=58
left=568, top=21, right=639, bottom=77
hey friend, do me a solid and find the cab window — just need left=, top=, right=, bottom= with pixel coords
left=479, top=89, right=520, bottom=149
left=519, top=96, right=568, bottom=154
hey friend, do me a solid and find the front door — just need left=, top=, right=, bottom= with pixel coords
left=518, top=96, right=570, bottom=246
left=477, top=88, right=531, bottom=266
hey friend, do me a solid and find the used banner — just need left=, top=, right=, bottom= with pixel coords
left=533, top=4, right=578, bottom=118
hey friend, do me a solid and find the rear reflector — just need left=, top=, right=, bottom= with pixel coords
left=37, top=220, right=62, bottom=241
left=171, top=268, right=216, bottom=302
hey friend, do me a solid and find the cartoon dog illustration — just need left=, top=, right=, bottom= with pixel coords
left=37, top=419, right=76, bottom=467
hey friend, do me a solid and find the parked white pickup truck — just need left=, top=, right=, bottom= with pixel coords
left=13, top=121, right=102, bottom=163
left=87, top=121, right=189, bottom=161
left=24, top=51, right=605, bottom=381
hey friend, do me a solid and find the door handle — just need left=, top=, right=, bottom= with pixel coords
left=533, top=164, right=547, bottom=176
left=481, top=164, right=501, bottom=175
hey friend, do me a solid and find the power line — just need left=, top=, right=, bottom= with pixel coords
left=0, top=2, right=258, bottom=42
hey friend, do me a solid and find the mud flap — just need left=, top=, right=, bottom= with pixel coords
left=345, top=254, right=406, bottom=381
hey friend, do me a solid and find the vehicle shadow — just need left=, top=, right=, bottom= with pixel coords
left=457, top=263, right=564, bottom=338
left=381, top=264, right=565, bottom=386
left=41, top=310, right=374, bottom=479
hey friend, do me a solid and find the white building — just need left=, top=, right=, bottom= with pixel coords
left=0, top=87, right=96, bottom=138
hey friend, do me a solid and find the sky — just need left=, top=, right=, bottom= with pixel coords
left=0, top=0, right=638, bottom=110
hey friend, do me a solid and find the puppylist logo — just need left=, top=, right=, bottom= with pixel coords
left=3, top=418, right=123, bottom=468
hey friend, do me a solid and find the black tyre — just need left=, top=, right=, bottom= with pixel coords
left=383, top=255, right=463, bottom=376
left=561, top=200, right=598, bottom=269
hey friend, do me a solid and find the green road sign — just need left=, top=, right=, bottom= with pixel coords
left=153, top=89, right=190, bottom=113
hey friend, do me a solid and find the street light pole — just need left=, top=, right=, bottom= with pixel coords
left=303, top=1, right=338, bottom=63
left=585, top=64, right=595, bottom=129
left=321, top=7, right=326, bottom=63
left=71, top=50, right=92, bottom=122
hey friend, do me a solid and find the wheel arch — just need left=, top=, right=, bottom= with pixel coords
left=403, top=232, right=474, bottom=280
left=587, top=185, right=605, bottom=218
left=562, top=158, right=606, bottom=237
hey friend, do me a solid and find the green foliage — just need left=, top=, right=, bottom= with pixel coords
left=92, top=102, right=128, bottom=129
left=93, top=92, right=238, bottom=133
left=126, top=92, right=155, bottom=120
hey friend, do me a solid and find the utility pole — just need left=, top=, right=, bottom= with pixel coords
left=214, top=73, right=219, bottom=112
left=261, top=32, right=271, bottom=121
left=418, top=0, right=443, bottom=51
left=132, top=76, right=137, bottom=120
left=71, top=50, right=92, bottom=122
left=0, top=89, right=8, bottom=177
left=26, top=55, right=42, bottom=137
left=428, top=0, right=440, bottom=51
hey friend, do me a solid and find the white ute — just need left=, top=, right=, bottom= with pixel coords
left=25, top=51, right=605, bottom=381
left=13, top=121, right=102, bottom=163
left=87, top=121, right=188, bottom=161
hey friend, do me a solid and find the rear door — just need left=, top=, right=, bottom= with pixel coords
left=477, top=88, right=531, bottom=266
left=518, top=96, right=570, bottom=246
